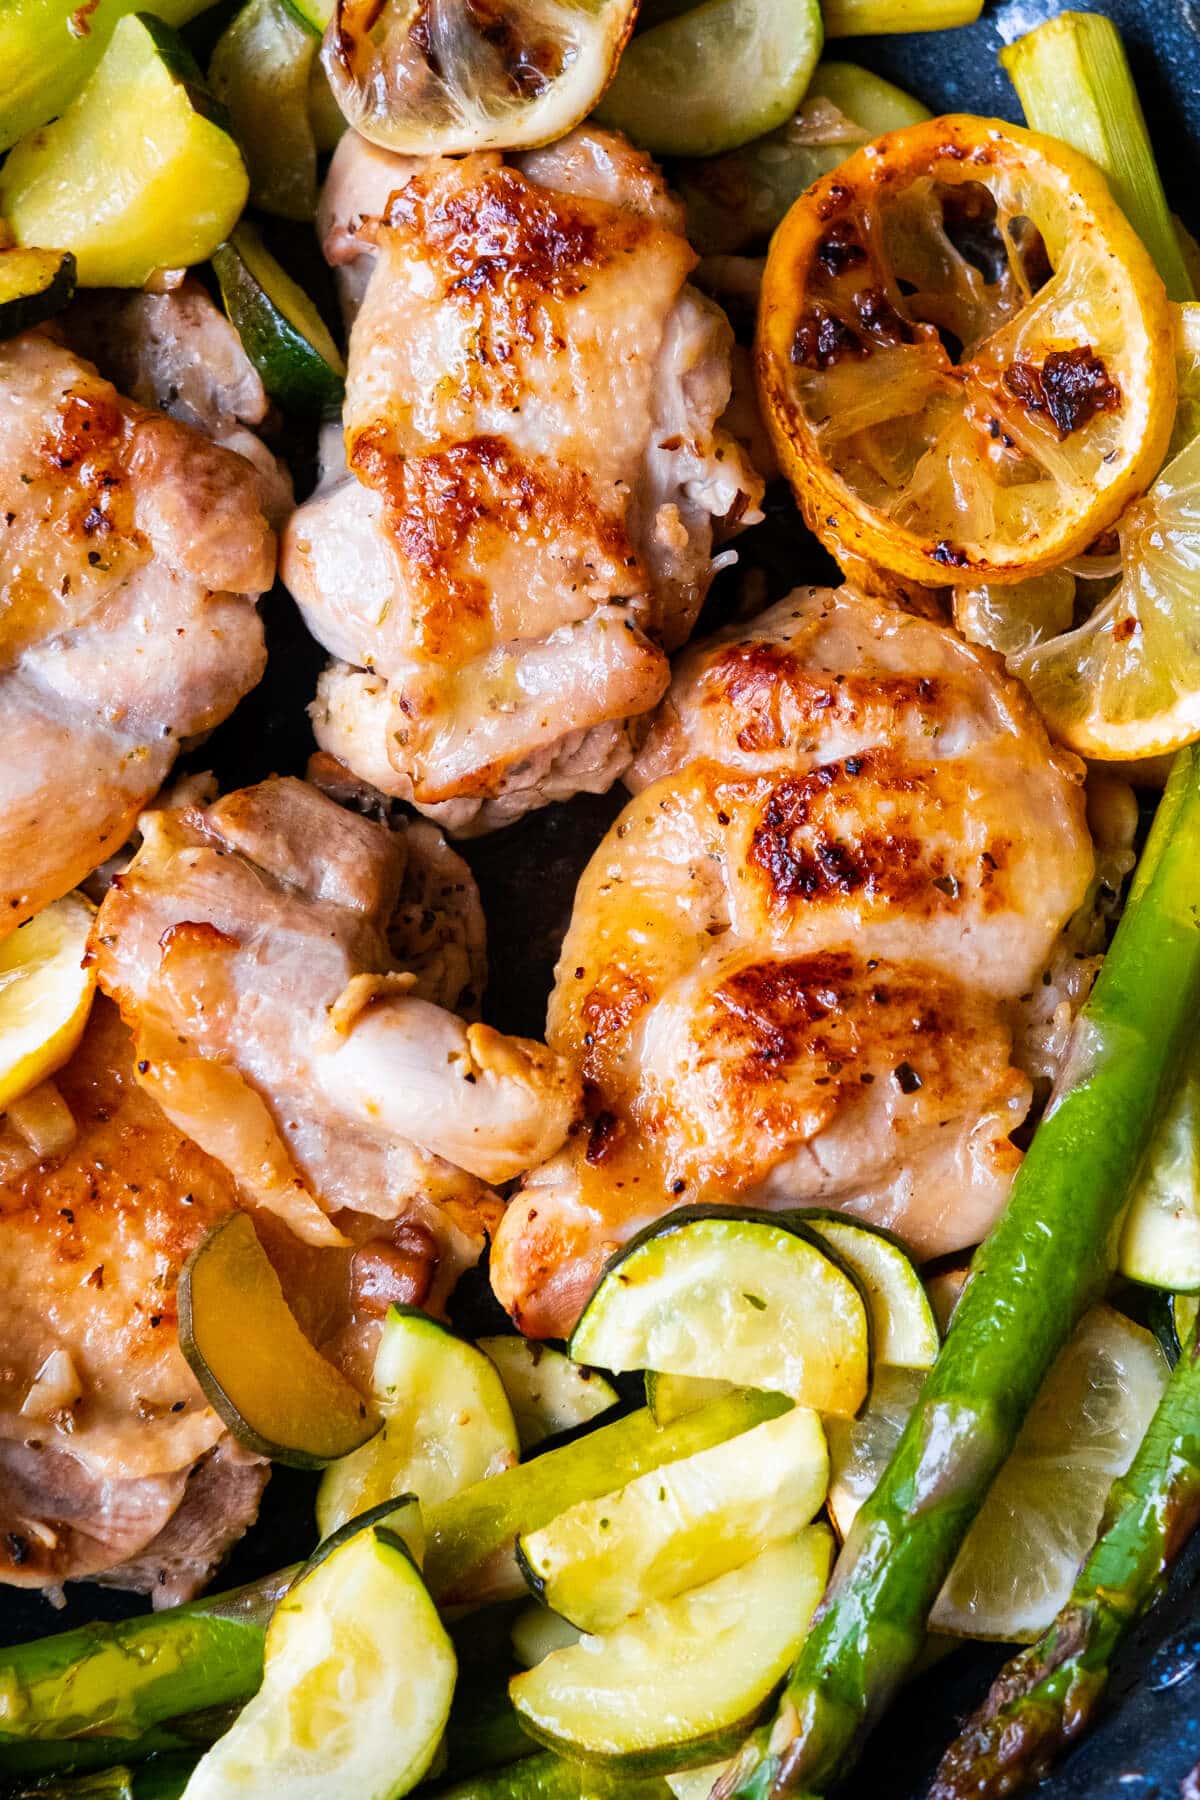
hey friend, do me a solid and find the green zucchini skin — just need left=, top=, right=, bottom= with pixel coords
left=0, top=249, right=76, bottom=341
left=177, top=1211, right=377, bottom=1470
left=132, top=10, right=233, bottom=129
left=930, top=1309, right=1200, bottom=1800
left=212, top=226, right=344, bottom=416
left=722, top=746, right=1200, bottom=1796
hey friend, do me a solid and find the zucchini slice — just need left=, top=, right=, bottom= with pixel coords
left=510, top=1528, right=833, bottom=1775
left=209, top=0, right=319, bottom=221
left=595, top=0, right=823, bottom=158
left=0, top=0, right=217, bottom=154
left=516, top=1405, right=828, bottom=1633
left=478, top=1338, right=618, bottom=1451
left=569, top=1207, right=870, bottom=1417
left=644, top=1372, right=735, bottom=1426
left=796, top=1212, right=940, bottom=1369
left=0, top=14, right=247, bottom=288
left=179, top=1211, right=378, bottom=1469
left=1119, top=1059, right=1200, bottom=1291
left=423, top=1387, right=789, bottom=1609
left=1176, top=1293, right=1200, bottom=1353
left=303, top=1493, right=425, bottom=1578
left=0, top=246, right=75, bottom=342
left=316, top=1305, right=518, bottom=1539
left=213, top=224, right=344, bottom=417
left=511, top=1604, right=583, bottom=1669
left=182, top=1514, right=455, bottom=1799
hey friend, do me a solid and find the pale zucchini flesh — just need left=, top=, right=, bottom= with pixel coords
left=509, top=1528, right=833, bottom=1774
left=644, top=1372, right=735, bottom=1426
left=569, top=1209, right=870, bottom=1416
left=178, top=1211, right=378, bottom=1470
left=517, top=1406, right=829, bottom=1633
left=0, top=14, right=247, bottom=288
left=1119, top=1059, right=1200, bottom=1290
left=478, top=1337, right=618, bottom=1450
left=0, top=246, right=76, bottom=341
left=679, top=59, right=930, bottom=254
left=511, top=1604, right=583, bottom=1669
left=316, top=1305, right=518, bottom=1539
left=423, top=1388, right=791, bottom=1609
left=209, top=0, right=319, bottom=221
left=0, top=0, right=217, bottom=153
left=799, top=1213, right=939, bottom=1368
left=182, top=1522, right=455, bottom=1799
left=595, top=0, right=823, bottom=158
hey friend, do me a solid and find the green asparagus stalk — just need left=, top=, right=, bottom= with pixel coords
left=6, top=1753, right=196, bottom=1800
left=0, top=1568, right=293, bottom=1747
left=929, top=1310, right=1200, bottom=1799
left=715, top=746, right=1200, bottom=1797
left=0, top=1712, right=233, bottom=1782
left=424, top=1390, right=788, bottom=1607
left=1000, top=11, right=1193, bottom=303
left=0, top=1397, right=775, bottom=1765
left=429, top=1748, right=674, bottom=1799
left=821, top=0, right=981, bottom=36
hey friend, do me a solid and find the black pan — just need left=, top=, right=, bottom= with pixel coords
left=4, top=2, right=1200, bottom=1794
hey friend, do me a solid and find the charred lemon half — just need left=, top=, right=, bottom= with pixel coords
left=757, top=114, right=1175, bottom=588
left=324, top=0, right=638, bottom=156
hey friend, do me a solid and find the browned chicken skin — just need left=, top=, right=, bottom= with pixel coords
left=0, top=311, right=276, bottom=940
left=283, top=127, right=762, bottom=833
left=0, top=999, right=266, bottom=1600
left=492, top=586, right=1096, bottom=1337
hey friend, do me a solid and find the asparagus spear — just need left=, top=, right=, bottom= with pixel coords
left=715, top=746, right=1200, bottom=1798
left=429, top=1748, right=674, bottom=1799
left=0, top=1568, right=293, bottom=1747
left=929, top=1310, right=1200, bottom=1799
left=6, top=1754, right=196, bottom=1800
left=1000, top=11, right=1193, bottom=304
left=0, top=1394, right=775, bottom=1760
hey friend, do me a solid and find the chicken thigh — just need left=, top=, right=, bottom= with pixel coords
left=90, top=776, right=580, bottom=1297
left=0, top=303, right=276, bottom=939
left=283, top=126, right=762, bottom=833
left=491, top=586, right=1095, bottom=1337
left=0, top=999, right=265, bottom=1602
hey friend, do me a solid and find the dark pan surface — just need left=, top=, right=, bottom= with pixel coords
left=3, top=2, right=1200, bottom=1793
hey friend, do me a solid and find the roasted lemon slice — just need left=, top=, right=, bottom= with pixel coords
left=0, top=893, right=95, bottom=1113
left=323, top=0, right=637, bottom=155
left=757, top=115, right=1175, bottom=588
left=961, top=306, right=1200, bottom=757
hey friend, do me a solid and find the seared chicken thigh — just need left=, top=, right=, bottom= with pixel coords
left=492, top=586, right=1095, bottom=1337
left=0, top=1000, right=265, bottom=1601
left=0, top=308, right=276, bottom=939
left=284, top=127, right=762, bottom=832
left=90, top=777, right=580, bottom=1294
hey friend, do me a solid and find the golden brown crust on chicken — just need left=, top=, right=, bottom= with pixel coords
left=492, top=586, right=1094, bottom=1337
left=285, top=128, right=762, bottom=833
left=0, top=1000, right=240, bottom=1588
left=0, top=330, right=274, bottom=936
